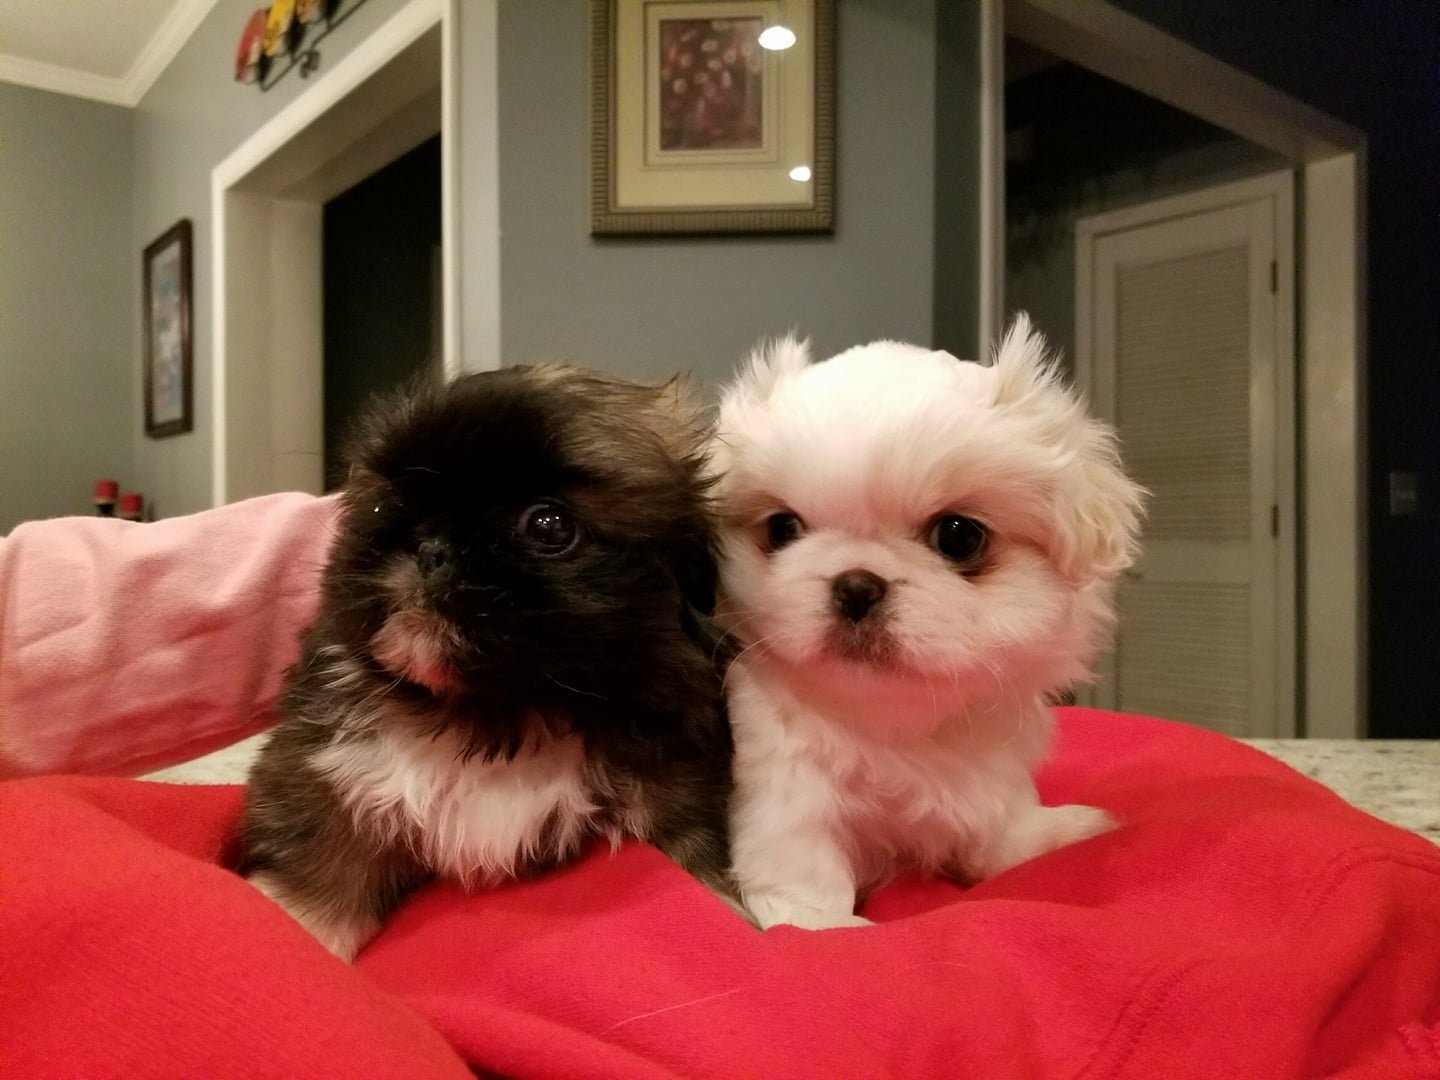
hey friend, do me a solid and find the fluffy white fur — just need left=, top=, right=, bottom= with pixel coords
left=261, top=723, right=627, bottom=962
left=311, top=727, right=616, bottom=886
left=712, top=315, right=1144, bottom=930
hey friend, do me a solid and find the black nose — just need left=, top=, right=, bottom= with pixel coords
left=416, top=536, right=453, bottom=581
left=832, top=569, right=887, bottom=623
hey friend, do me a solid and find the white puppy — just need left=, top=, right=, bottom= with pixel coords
left=711, top=315, right=1144, bottom=930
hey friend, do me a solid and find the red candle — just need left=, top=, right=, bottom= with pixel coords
left=94, top=480, right=119, bottom=517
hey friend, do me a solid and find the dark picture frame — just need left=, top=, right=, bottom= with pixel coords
left=591, top=0, right=835, bottom=235
left=142, top=219, right=194, bottom=438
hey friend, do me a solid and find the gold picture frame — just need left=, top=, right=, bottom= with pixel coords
left=591, top=0, right=835, bottom=235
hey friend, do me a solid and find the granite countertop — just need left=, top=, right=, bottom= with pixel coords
left=1240, top=738, right=1439, bottom=844
left=146, top=733, right=1439, bottom=845
left=143, top=731, right=269, bottom=785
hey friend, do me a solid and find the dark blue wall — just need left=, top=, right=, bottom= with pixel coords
left=1115, top=0, right=1440, bottom=737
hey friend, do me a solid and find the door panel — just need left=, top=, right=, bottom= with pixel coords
left=1081, top=192, right=1282, bottom=736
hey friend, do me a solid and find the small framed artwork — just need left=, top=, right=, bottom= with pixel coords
left=142, top=219, right=194, bottom=438
left=591, top=0, right=835, bottom=235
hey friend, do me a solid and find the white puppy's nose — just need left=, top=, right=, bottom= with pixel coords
left=832, top=569, right=887, bottom=623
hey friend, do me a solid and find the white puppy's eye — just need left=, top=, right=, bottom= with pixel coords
left=930, top=514, right=988, bottom=565
left=764, top=511, right=805, bottom=552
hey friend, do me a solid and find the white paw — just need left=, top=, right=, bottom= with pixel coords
left=811, top=913, right=875, bottom=930
left=968, top=803, right=1118, bottom=879
left=771, top=911, right=874, bottom=931
left=744, top=890, right=871, bottom=931
left=1045, top=803, right=1118, bottom=846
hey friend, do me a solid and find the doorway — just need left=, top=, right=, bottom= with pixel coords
left=323, top=134, right=443, bottom=486
left=211, top=0, right=459, bottom=506
left=986, top=0, right=1366, bottom=738
left=1077, top=174, right=1294, bottom=736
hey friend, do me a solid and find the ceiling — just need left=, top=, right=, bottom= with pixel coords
left=0, top=0, right=219, bottom=107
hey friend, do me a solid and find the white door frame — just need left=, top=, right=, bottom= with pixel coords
left=983, top=0, right=1368, bottom=738
left=210, top=0, right=500, bottom=505
left=1076, top=171, right=1296, bottom=736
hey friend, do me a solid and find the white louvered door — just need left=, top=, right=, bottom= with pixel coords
left=1076, top=176, right=1294, bottom=737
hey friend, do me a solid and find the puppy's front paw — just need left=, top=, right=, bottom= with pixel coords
left=745, top=890, right=872, bottom=931
left=1056, top=803, right=1118, bottom=842
left=969, top=803, right=1118, bottom=879
left=813, top=913, right=875, bottom=930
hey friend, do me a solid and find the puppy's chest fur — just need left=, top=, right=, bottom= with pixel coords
left=314, top=721, right=644, bottom=885
left=732, top=662, right=1048, bottom=881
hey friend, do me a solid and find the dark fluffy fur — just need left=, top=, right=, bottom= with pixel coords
left=238, top=364, right=736, bottom=954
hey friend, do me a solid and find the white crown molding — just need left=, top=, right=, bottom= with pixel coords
left=0, top=52, right=130, bottom=105
left=0, top=0, right=220, bottom=108
left=122, top=0, right=223, bottom=105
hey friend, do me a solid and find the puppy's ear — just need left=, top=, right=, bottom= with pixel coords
left=670, top=529, right=720, bottom=619
left=1053, top=442, right=1146, bottom=584
left=990, top=312, right=1059, bottom=406
left=713, top=335, right=810, bottom=476
left=727, top=334, right=811, bottom=407
left=646, top=374, right=711, bottom=462
left=993, top=314, right=1146, bottom=584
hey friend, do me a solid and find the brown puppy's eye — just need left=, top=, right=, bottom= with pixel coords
left=930, top=514, right=987, bottom=565
left=765, top=512, right=805, bottom=552
left=518, top=503, right=580, bottom=555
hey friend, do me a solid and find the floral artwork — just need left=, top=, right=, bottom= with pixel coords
left=658, top=18, right=764, bottom=151
left=143, top=222, right=193, bottom=438
left=149, top=247, right=184, bottom=427
left=592, top=0, right=834, bottom=235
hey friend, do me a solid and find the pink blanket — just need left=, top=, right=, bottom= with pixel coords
left=0, top=493, right=337, bottom=778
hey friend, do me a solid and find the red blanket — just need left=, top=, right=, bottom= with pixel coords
left=4, top=708, right=1437, bottom=1079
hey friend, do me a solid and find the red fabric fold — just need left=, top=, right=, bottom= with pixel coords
left=4, top=709, right=1437, bottom=1079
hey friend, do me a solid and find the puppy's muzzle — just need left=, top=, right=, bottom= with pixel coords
left=832, top=569, right=887, bottom=623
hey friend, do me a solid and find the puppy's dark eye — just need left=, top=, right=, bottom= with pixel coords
left=930, top=514, right=987, bottom=565
left=765, top=512, right=805, bottom=552
left=518, top=503, right=580, bottom=555
left=373, top=491, right=405, bottom=515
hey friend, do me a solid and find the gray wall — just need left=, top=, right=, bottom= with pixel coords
left=4, top=0, right=977, bottom=523
left=0, top=84, right=133, bottom=531
left=1006, top=136, right=1286, bottom=378
left=130, top=0, right=412, bottom=519
left=497, top=0, right=943, bottom=384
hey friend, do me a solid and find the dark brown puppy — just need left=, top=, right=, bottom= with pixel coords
left=238, top=365, right=735, bottom=959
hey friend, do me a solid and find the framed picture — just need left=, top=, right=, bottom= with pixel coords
left=142, top=220, right=194, bottom=438
left=591, top=0, right=835, bottom=235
